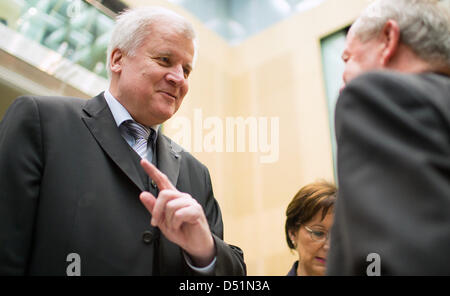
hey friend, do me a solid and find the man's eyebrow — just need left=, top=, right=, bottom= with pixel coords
left=156, top=50, right=172, bottom=56
left=152, top=50, right=193, bottom=71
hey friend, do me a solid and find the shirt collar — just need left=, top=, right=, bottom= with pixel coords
left=104, top=89, right=160, bottom=135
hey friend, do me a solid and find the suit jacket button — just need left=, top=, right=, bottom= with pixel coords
left=142, top=230, right=153, bottom=244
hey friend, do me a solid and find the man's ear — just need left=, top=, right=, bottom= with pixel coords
left=110, top=48, right=123, bottom=74
left=380, top=20, right=400, bottom=66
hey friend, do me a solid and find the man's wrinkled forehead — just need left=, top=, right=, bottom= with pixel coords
left=146, top=19, right=197, bottom=63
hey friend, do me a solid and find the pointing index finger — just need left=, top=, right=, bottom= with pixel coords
left=140, top=159, right=176, bottom=191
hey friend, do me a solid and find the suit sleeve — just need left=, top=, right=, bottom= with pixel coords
left=200, top=167, right=246, bottom=276
left=0, top=96, right=43, bottom=275
left=327, top=72, right=450, bottom=275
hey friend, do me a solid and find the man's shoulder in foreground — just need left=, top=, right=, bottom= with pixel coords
left=13, top=94, right=88, bottom=106
left=340, top=70, right=450, bottom=110
left=346, top=70, right=450, bottom=92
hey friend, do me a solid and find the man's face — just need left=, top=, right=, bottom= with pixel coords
left=340, top=27, right=383, bottom=90
left=113, top=23, right=194, bottom=126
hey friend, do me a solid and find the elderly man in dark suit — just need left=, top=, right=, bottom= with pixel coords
left=327, top=0, right=450, bottom=275
left=0, top=6, right=246, bottom=276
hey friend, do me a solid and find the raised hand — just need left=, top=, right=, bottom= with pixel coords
left=139, top=159, right=215, bottom=267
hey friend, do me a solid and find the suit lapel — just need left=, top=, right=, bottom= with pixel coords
left=81, top=93, right=146, bottom=192
left=156, top=133, right=181, bottom=187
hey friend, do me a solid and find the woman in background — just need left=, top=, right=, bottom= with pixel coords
left=285, top=181, right=337, bottom=276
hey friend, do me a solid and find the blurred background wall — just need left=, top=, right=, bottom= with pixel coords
left=0, top=0, right=373, bottom=275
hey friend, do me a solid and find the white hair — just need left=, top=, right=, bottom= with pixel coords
left=106, top=6, right=197, bottom=78
left=351, top=0, right=450, bottom=68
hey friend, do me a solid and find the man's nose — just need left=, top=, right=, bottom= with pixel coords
left=166, top=65, right=185, bottom=86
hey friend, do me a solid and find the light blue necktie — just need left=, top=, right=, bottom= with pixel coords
left=122, top=120, right=155, bottom=159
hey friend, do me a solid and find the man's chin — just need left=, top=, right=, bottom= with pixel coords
left=152, top=109, right=176, bottom=125
left=137, top=104, right=179, bottom=126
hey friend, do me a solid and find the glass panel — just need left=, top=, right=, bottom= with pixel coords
left=0, top=0, right=117, bottom=78
left=320, top=28, right=348, bottom=181
left=168, top=0, right=326, bottom=44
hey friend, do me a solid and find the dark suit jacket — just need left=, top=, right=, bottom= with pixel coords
left=0, top=93, right=246, bottom=276
left=327, top=71, right=450, bottom=275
